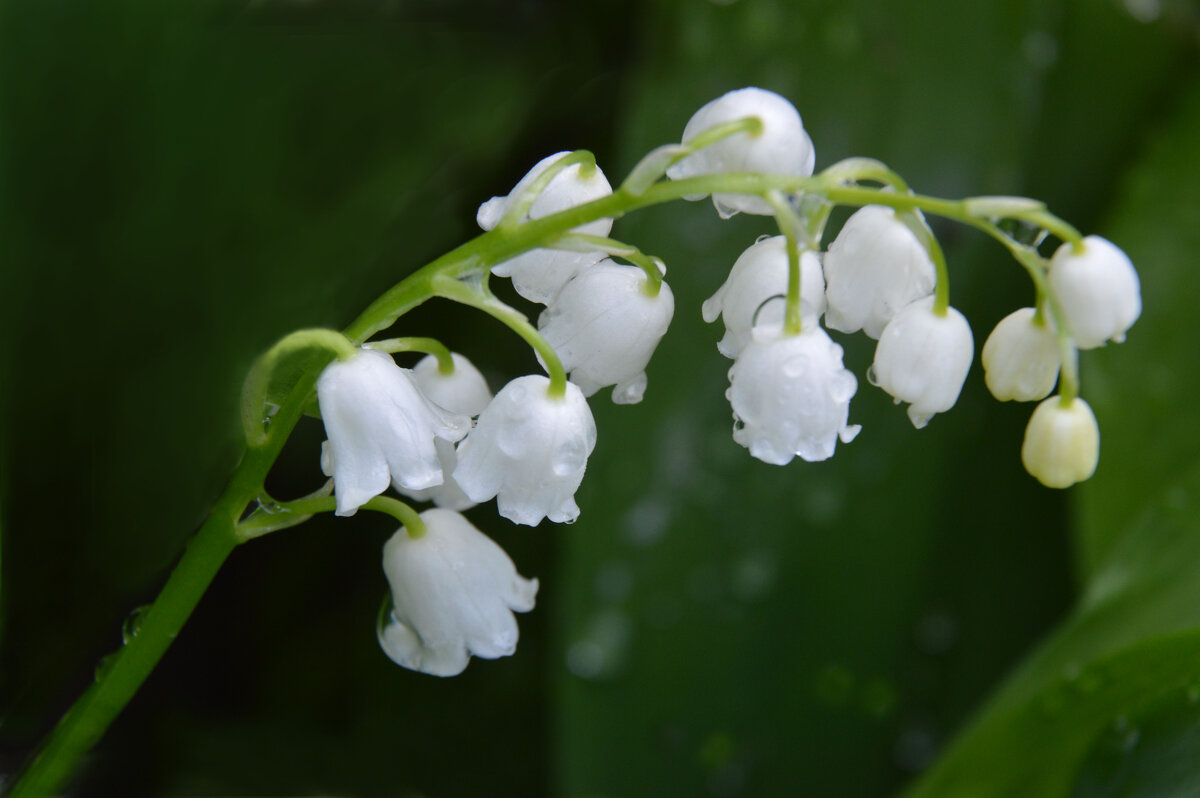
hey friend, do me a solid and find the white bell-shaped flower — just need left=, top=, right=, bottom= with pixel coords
left=702, top=236, right=825, bottom=359
left=665, top=87, right=816, bottom=218
left=454, top=375, right=597, bottom=526
left=378, top=509, right=538, bottom=677
left=411, top=352, right=492, bottom=417
left=538, top=260, right=675, bottom=404
left=871, top=296, right=974, bottom=429
left=1021, top=396, right=1100, bottom=488
left=1048, top=235, right=1141, bottom=349
left=316, top=349, right=470, bottom=516
left=823, top=205, right=938, bottom=339
left=477, top=152, right=614, bottom=304
left=726, top=326, right=860, bottom=464
left=396, top=353, right=493, bottom=511
left=981, top=308, right=1062, bottom=402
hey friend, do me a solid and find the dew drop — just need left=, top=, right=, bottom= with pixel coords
left=122, top=606, right=149, bottom=645
left=258, top=498, right=284, bottom=515
left=866, top=365, right=880, bottom=386
left=94, top=653, right=118, bottom=682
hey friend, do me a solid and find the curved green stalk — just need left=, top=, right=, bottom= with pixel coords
left=8, top=356, right=322, bottom=798
left=365, top=336, right=456, bottom=374
left=240, top=328, right=357, bottom=447
left=552, top=232, right=664, bottom=296
left=430, top=273, right=569, bottom=398
left=10, top=148, right=1090, bottom=797
left=497, top=149, right=597, bottom=230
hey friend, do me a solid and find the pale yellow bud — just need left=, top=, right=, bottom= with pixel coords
left=1021, top=396, right=1100, bottom=488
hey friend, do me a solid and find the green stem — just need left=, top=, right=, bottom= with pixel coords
left=497, top=150, right=597, bottom=230
left=240, top=328, right=356, bottom=447
left=552, top=233, right=664, bottom=296
left=364, top=336, right=456, bottom=374
left=7, top=364, right=317, bottom=797
left=431, top=274, right=569, bottom=397
left=237, top=494, right=425, bottom=541
left=620, top=116, right=762, bottom=196
left=765, top=190, right=805, bottom=336
left=12, top=154, right=1089, bottom=796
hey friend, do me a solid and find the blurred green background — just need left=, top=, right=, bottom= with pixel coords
left=2, top=0, right=1199, bottom=796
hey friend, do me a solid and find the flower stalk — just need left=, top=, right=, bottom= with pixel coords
left=9, top=93, right=1104, bottom=797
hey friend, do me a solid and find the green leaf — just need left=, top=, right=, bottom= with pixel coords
left=1070, top=685, right=1200, bottom=798
left=905, top=72, right=1200, bottom=798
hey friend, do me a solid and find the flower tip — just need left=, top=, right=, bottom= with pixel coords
left=1021, top=396, right=1100, bottom=489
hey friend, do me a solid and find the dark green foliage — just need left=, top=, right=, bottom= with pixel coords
left=1, top=1, right=1197, bottom=796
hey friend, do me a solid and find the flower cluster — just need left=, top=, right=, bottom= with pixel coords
left=984, top=236, right=1140, bottom=487
left=667, top=87, right=1139, bottom=486
left=306, top=86, right=1139, bottom=678
left=313, top=147, right=679, bottom=675
left=315, top=345, right=597, bottom=674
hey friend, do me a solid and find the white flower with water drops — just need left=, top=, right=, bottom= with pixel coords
left=726, top=326, right=860, bottom=464
left=702, top=235, right=825, bottom=359
left=316, top=349, right=470, bottom=516
left=538, top=259, right=675, bottom=404
left=823, top=205, right=938, bottom=339
left=477, top=152, right=614, bottom=304
left=396, top=352, right=493, bottom=511
left=453, top=375, right=597, bottom=526
left=666, top=87, right=816, bottom=218
left=871, top=296, right=974, bottom=429
left=378, top=509, right=538, bottom=677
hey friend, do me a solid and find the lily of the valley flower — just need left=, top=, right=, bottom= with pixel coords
left=871, top=296, right=974, bottom=429
left=477, top=152, right=614, bottom=304
left=726, top=326, right=860, bottom=464
left=538, top=259, right=675, bottom=404
left=666, top=87, right=816, bottom=218
left=702, top=236, right=826, bottom=359
left=397, top=353, right=493, bottom=511
left=1048, top=235, right=1141, bottom=349
left=454, top=375, right=597, bottom=526
left=1021, top=396, right=1100, bottom=488
left=823, top=205, right=937, bottom=339
left=981, top=307, right=1061, bottom=402
left=378, top=509, right=538, bottom=676
left=317, top=349, right=470, bottom=516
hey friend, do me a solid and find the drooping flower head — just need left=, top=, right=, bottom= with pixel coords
left=726, top=326, right=860, bottom=464
left=981, top=307, right=1062, bottom=402
left=1047, top=235, right=1141, bottom=349
left=477, top=152, right=614, bottom=304
left=871, top=296, right=974, bottom=429
left=666, top=87, right=816, bottom=218
left=823, top=205, right=938, bottom=339
left=454, top=375, right=597, bottom=526
left=379, top=509, right=538, bottom=676
left=396, top=352, right=493, bottom=511
left=1021, top=396, right=1100, bottom=488
left=702, top=236, right=826, bottom=359
left=538, top=259, right=675, bottom=404
left=317, top=349, right=470, bottom=516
